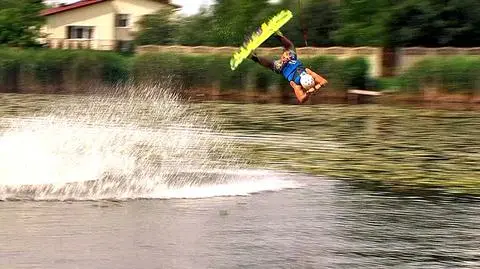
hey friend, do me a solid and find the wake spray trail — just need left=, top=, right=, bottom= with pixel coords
left=0, top=83, right=301, bottom=201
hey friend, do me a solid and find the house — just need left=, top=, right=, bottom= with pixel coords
left=41, top=0, right=180, bottom=51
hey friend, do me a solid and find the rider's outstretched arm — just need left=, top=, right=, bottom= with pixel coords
left=251, top=54, right=274, bottom=69
left=274, top=32, right=294, bottom=50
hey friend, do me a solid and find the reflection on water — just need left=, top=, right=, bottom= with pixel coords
left=201, top=102, right=480, bottom=196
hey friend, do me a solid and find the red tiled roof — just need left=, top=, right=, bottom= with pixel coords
left=41, top=0, right=180, bottom=16
left=41, top=0, right=110, bottom=16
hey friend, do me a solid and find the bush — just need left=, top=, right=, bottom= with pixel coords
left=399, top=56, right=480, bottom=94
left=132, top=53, right=371, bottom=92
left=0, top=49, right=22, bottom=92
left=373, top=77, right=401, bottom=92
left=32, top=49, right=73, bottom=87
left=0, top=48, right=372, bottom=94
left=100, top=52, right=131, bottom=85
left=0, top=48, right=131, bottom=93
left=302, top=56, right=370, bottom=91
left=341, top=57, right=369, bottom=90
left=5, top=48, right=480, bottom=97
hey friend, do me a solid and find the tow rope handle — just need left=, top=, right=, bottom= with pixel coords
left=298, top=0, right=308, bottom=47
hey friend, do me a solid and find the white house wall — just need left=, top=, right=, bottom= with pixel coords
left=113, top=0, right=167, bottom=39
left=42, top=0, right=170, bottom=50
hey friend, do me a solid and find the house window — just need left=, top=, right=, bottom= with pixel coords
left=67, top=26, right=94, bottom=39
left=116, top=14, right=130, bottom=27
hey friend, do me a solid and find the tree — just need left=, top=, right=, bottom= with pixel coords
left=176, top=8, right=215, bottom=46
left=207, top=0, right=271, bottom=46
left=138, top=0, right=340, bottom=47
left=0, top=0, right=46, bottom=47
left=387, top=0, right=480, bottom=47
left=134, top=8, right=178, bottom=45
left=207, top=0, right=340, bottom=47
left=334, top=0, right=392, bottom=46
left=260, top=0, right=305, bottom=47
left=335, top=0, right=480, bottom=48
left=137, top=0, right=480, bottom=48
left=444, top=0, right=480, bottom=47
left=293, top=0, right=340, bottom=47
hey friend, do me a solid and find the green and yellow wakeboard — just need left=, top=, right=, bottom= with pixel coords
left=230, top=10, right=293, bottom=71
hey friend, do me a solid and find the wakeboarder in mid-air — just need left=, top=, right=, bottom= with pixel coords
left=229, top=10, right=327, bottom=103
left=248, top=31, right=328, bottom=103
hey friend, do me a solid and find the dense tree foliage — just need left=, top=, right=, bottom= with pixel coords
left=335, top=0, right=480, bottom=47
left=265, top=0, right=339, bottom=47
left=165, top=0, right=480, bottom=47
left=386, top=0, right=480, bottom=47
left=295, top=0, right=339, bottom=46
left=172, top=0, right=339, bottom=47
left=0, top=0, right=46, bottom=47
left=176, top=8, right=215, bottom=46
left=334, top=0, right=391, bottom=46
left=2, top=0, right=479, bottom=48
left=134, top=8, right=178, bottom=45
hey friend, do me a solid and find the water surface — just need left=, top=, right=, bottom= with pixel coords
left=1, top=178, right=479, bottom=269
left=0, top=91, right=479, bottom=268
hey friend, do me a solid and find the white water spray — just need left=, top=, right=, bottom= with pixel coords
left=0, top=84, right=300, bottom=201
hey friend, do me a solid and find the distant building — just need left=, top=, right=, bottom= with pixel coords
left=41, top=0, right=180, bottom=51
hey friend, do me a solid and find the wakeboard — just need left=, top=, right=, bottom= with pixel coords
left=230, top=10, right=293, bottom=71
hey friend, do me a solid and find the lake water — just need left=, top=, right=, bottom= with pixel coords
left=0, top=86, right=479, bottom=269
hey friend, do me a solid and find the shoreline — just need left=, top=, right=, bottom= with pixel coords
left=180, top=88, right=480, bottom=110
left=3, top=89, right=480, bottom=110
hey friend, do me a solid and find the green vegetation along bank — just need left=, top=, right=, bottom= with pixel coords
left=1, top=48, right=480, bottom=103
left=0, top=48, right=368, bottom=94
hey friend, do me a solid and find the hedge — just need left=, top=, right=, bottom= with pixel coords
left=397, top=56, right=480, bottom=94
left=132, top=53, right=370, bottom=92
left=0, top=48, right=371, bottom=93
left=3, top=48, right=480, bottom=97
left=0, top=49, right=22, bottom=92
left=0, top=48, right=130, bottom=93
